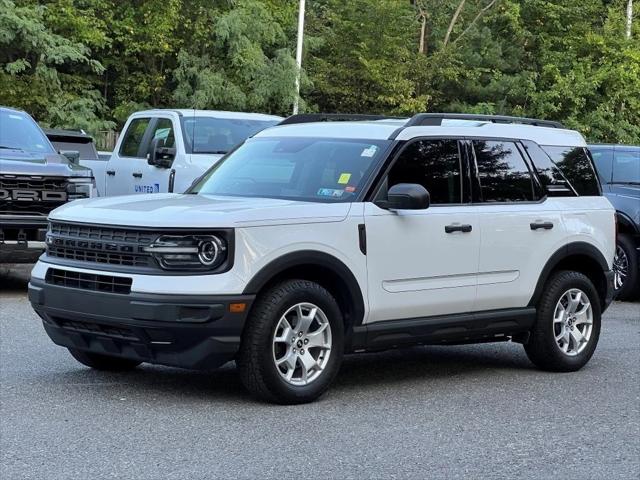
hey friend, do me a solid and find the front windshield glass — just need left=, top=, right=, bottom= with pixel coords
left=182, top=116, right=279, bottom=154
left=192, top=137, right=391, bottom=202
left=0, top=110, right=54, bottom=154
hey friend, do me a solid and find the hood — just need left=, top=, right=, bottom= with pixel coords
left=49, top=193, right=352, bottom=228
left=0, top=150, right=93, bottom=177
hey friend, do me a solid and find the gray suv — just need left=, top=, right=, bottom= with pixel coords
left=590, top=144, right=640, bottom=300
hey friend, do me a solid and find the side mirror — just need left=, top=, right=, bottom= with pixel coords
left=375, top=183, right=430, bottom=210
left=147, top=137, right=175, bottom=168
left=60, top=150, right=80, bottom=164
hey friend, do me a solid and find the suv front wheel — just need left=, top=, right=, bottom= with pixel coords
left=525, top=271, right=601, bottom=372
left=238, top=279, right=344, bottom=404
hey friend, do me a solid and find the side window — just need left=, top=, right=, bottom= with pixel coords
left=521, top=140, right=574, bottom=196
left=119, top=118, right=151, bottom=157
left=473, top=140, right=537, bottom=202
left=148, top=118, right=176, bottom=155
left=386, top=139, right=462, bottom=204
left=612, top=150, right=640, bottom=184
left=541, top=146, right=600, bottom=196
left=590, top=147, right=614, bottom=184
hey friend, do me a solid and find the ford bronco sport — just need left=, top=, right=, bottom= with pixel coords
left=29, top=113, right=615, bottom=404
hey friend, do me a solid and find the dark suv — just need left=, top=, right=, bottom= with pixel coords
left=589, top=144, right=640, bottom=300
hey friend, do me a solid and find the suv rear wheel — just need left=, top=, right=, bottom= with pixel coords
left=525, top=271, right=601, bottom=372
left=68, top=348, right=142, bottom=371
left=238, top=279, right=344, bottom=404
left=613, top=233, right=639, bottom=301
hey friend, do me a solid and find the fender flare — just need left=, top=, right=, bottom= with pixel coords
left=242, top=250, right=366, bottom=325
left=616, top=210, right=639, bottom=235
left=528, top=241, right=610, bottom=307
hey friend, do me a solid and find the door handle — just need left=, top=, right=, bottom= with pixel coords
left=530, top=222, right=554, bottom=231
left=106, top=170, right=115, bottom=176
left=445, top=224, right=473, bottom=234
left=132, top=172, right=143, bottom=178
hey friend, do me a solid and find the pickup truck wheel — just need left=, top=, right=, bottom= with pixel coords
left=525, top=271, right=601, bottom=372
left=68, top=348, right=141, bottom=371
left=613, top=233, right=639, bottom=301
left=238, top=279, right=344, bottom=404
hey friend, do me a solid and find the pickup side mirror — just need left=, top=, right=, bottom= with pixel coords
left=60, top=150, right=80, bottom=164
left=374, top=183, right=430, bottom=210
left=147, top=137, right=176, bottom=169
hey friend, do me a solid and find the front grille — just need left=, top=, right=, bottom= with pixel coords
left=53, top=317, right=140, bottom=342
left=47, top=245, right=149, bottom=267
left=0, top=174, right=68, bottom=216
left=46, top=268, right=132, bottom=294
left=46, top=221, right=157, bottom=270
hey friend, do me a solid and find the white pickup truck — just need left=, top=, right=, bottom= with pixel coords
left=83, top=109, right=282, bottom=196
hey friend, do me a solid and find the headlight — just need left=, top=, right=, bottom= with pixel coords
left=143, top=234, right=227, bottom=271
left=67, top=177, right=96, bottom=199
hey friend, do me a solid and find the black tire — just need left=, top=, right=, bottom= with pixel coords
left=524, top=270, right=601, bottom=372
left=238, top=279, right=344, bottom=404
left=68, top=348, right=142, bottom=371
left=614, top=233, right=640, bottom=301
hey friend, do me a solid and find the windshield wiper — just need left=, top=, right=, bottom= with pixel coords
left=611, top=181, right=640, bottom=186
left=194, top=150, right=228, bottom=155
left=0, top=145, right=23, bottom=151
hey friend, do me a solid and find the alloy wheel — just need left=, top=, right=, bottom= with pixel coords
left=553, top=288, right=594, bottom=356
left=272, top=302, right=332, bottom=386
left=613, top=245, right=629, bottom=291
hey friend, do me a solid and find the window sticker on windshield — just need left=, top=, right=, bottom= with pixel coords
left=345, top=186, right=356, bottom=193
left=361, top=145, right=378, bottom=157
left=338, top=173, right=351, bottom=184
left=317, top=188, right=344, bottom=198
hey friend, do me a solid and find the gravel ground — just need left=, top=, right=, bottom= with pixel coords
left=1, top=264, right=639, bottom=479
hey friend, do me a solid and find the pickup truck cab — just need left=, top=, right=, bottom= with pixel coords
left=87, top=109, right=281, bottom=197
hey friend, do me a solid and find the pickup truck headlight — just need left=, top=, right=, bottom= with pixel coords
left=67, top=177, right=97, bottom=199
left=143, top=234, right=227, bottom=271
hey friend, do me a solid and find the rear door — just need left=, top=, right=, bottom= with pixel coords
left=364, top=138, right=480, bottom=322
left=471, top=139, right=566, bottom=311
left=105, top=116, right=153, bottom=196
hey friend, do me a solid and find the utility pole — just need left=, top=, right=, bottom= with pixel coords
left=293, top=0, right=306, bottom=115
left=627, top=0, right=634, bottom=39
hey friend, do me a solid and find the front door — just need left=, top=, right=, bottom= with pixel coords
left=364, top=138, right=480, bottom=323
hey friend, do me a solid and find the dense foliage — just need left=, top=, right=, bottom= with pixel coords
left=0, top=0, right=638, bottom=143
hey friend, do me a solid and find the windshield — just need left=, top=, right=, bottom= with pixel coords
left=191, top=137, right=391, bottom=202
left=181, top=116, right=279, bottom=154
left=0, top=109, right=54, bottom=154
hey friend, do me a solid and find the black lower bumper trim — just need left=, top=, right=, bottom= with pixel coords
left=603, top=269, right=615, bottom=312
left=29, top=278, right=254, bottom=370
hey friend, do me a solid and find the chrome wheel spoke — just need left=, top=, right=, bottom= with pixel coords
left=569, top=328, right=585, bottom=350
left=567, top=291, right=582, bottom=314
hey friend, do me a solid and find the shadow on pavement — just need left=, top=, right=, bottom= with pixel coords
left=43, top=342, right=534, bottom=405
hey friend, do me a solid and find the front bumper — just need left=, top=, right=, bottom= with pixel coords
left=29, top=278, right=254, bottom=370
left=0, top=217, right=47, bottom=264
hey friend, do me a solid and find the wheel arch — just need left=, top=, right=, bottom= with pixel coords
left=242, top=250, right=366, bottom=337
left=528, top=242, right=610, bottom=311
left=616, top=211, right=639, bottom=235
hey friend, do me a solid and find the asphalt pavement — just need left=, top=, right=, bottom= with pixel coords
left=1, top=265, right=639, bottom=479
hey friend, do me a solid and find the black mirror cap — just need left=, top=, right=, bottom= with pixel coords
left=376, top=183, right=430, bottom=210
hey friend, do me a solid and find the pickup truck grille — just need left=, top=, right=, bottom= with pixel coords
left=0, top=175, right=69, bottom=216
left=46, top=221, right=157, bottom=269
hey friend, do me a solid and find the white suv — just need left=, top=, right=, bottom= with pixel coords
left=29, top=113, right=615, bottom=404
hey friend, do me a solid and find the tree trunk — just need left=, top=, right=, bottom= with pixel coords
left=419, top=14, right=427, bottom=54
left=444, top=0, right=466, bottom=47
left=627, top=0, right=633, bottom=39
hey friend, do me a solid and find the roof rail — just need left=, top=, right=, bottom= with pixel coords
left=279, top=113, right=402, bottom=126
left=404, top=113, right=564, bottom=129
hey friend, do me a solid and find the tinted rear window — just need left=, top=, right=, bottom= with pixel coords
left=49, top=140, right=99, bottom=160
left=542, top=146, right=600, bottom=196
left=613, top=149, right=640, bottom=184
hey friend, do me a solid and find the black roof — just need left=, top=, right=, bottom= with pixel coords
left=43, top=128, right=94, bottom=143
